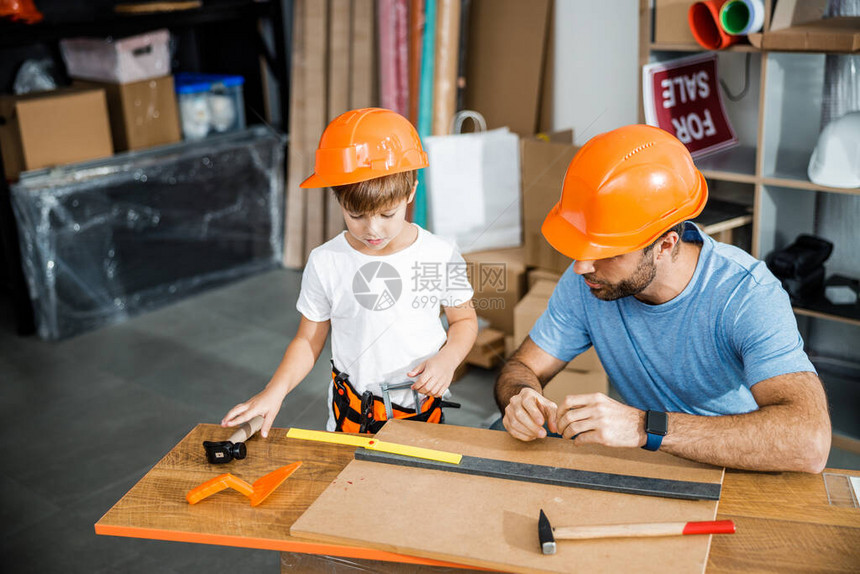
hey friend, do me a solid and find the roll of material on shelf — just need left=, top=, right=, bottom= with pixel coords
left=414, top=0, right=437, bottom=227
left=688, top=0, right=740, bottom=50
left=378, top=0, right=397, bottom=113
left=719, top=0, right=765, bottom=35
left=432, top=0, right=461, bottom=136
left=408, top=0, right=425, bottom=126
left=378, top=0, right=410, bottom=118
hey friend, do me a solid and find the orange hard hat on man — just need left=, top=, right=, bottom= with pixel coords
left=300, top=108, right=429, bottom=188
left=542, top=124, right=708, bottom=261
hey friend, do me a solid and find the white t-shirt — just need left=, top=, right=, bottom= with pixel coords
left=296, top=225, right=474, bottom=431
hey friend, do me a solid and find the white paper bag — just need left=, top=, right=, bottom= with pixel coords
left=424, top=125, right=521, bottom=252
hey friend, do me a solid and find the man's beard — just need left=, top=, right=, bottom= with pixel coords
left=583, top=253, right=657, bottom=301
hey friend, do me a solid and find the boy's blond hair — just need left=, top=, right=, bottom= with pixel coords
left=331, top=170, right=416, bottom=214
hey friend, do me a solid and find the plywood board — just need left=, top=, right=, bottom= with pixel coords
left=302, top=0, right=329, bottom=262
left=284, top=0, right=309, bottom=268
left=326, top=0, right=351, bottom=242
left=291, top=420, right=724, bottom=573
left=350, top=0, right=376, bottom=109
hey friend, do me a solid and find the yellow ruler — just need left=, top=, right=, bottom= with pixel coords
left=286, top=428, right=462, bottom=465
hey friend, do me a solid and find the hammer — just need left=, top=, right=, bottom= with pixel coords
left=203, top=416, right=264, bottom=464
left=538, top=509, right=735, bottom=554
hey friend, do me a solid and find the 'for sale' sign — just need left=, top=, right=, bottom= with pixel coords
left=643, top=53, right=737, bottom=158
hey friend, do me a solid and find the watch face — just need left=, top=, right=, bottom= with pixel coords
left=647, top=410, right=668, bottom=436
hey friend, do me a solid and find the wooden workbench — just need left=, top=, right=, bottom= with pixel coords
left=95, top=423, right=860, bottom=572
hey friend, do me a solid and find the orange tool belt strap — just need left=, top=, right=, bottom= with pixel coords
left=330, top=361, right=459, bottom=434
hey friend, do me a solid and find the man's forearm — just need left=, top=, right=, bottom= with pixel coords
left=662, top=404, right=831, bottom=473
left=494, top=358, right=543, bottom=412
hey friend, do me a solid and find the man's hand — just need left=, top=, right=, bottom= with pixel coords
left=556, top=393, right=646, bottom=448
left=503, top=387, right=560, bottom=441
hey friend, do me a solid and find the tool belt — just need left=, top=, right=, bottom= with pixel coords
left=331, top=361, right=459, bottom=434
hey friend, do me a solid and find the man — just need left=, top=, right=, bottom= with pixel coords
left=495, top=125, right=831, bottom=473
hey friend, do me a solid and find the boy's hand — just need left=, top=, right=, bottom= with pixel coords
left=221, top=387, right=285, bottom=438
left=408, top=353, right=458, bottom=397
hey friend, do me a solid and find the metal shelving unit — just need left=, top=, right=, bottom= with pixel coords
left=639, top=0, right=860, bottom=329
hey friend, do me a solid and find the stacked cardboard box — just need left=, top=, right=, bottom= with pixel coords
left=463, top=246, right=528, bottom=336
left=527, top=268, right=562, bottom=290
left=459, top=132, right=583, bottom=373
left=0, top=89, right=114, bottom=180
left=73, top=76, right=181, bottom=152
left=521, top=137, right=578, bottom=275
left=461, top=246, right=527, bottom=370
left=464, top=327, right=507, bottom=370
left=62, top=29, right=181, bottom=154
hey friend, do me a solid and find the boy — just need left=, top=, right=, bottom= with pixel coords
left=222, top=108, right=478, bottom=437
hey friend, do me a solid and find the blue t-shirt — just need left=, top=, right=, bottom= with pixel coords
left=530, top=223, right=815, bottom=416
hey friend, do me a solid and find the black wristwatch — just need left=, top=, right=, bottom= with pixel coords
left=642, top=410, right=668, bottom=451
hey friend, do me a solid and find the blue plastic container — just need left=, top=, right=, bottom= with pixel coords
left=174, top=73, right=246, bottom=140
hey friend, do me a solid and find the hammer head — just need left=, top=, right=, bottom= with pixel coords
left=539, top=509, right=556, bottom=555
left=203, top=440, right=247, bottom=464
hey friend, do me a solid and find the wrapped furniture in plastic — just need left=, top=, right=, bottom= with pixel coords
left=10, top=126, right=286, bottom=340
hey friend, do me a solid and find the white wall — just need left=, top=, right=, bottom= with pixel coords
left=552, top=0, right=640, bottom=144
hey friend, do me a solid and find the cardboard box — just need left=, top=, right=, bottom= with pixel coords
left=452, top=360, right=469, bottom=383
left=0, top=88, right=113, bottom=180
left=520, top=137, right=577, bottom=274
left=463, top=246, right=527, bottom=335
left=464, top=328, right=507, bottom=370
left=748, top=0, right=859, bottom=52
left=75, top=76, right=181, bottom=152
left=527, top=268, right=562, bottom=290
left=60, top=29, right=171, bottom=83
left=750, top=16, right=860, bottom=52
left=769, top=0, right=827, bottom=31
left=513, top=279, right=555, bottom=348
left=654, top=0, right=697, bottom=45
left=513, top=279, right=603, bottom=373
left=543, top=369, right=609, bottom=403
left=505, top=334, right=516, bottom=358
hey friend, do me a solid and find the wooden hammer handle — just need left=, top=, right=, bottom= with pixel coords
left=228, top=415, right=264, bottom=443
left=554, top=520, right=734, bottom=540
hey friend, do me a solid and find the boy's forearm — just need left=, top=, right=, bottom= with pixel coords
left=266, top=336, right=322, bottom=396
left=437, top=315, right=478, bottom=366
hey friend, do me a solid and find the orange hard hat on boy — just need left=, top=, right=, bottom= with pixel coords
left=300, top=108, right=429, bottom=189
left=541, top=124, right=708, bottom=261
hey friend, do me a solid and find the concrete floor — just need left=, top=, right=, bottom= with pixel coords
left=1, top=267, right=857, bottom=573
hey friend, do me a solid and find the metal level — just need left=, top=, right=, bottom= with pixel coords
left=355, top=449, right=721, bottom=501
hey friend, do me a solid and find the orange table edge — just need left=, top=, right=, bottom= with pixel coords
left=94, top=522, right=487, bottom=569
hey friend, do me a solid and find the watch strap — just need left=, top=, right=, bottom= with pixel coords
left=643, top=431, right=664, bottom=451
left=642, top=410, right=668, bottom=451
